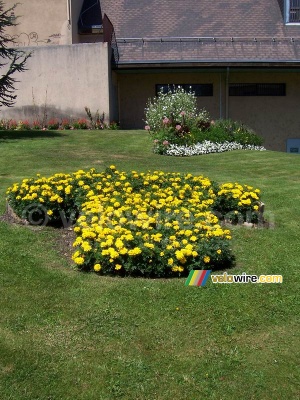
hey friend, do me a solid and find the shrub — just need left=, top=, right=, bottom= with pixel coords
left=145, top=86, right=211, bottom=154
left=145, top=86, right=199, bottom=132
left=16, top=120, right=31, bottom=130
left=32, top=120, right=42, bottom=130
left=145, top=88, right=264, bottom=155
left=206, top=120, right=264, bottom=146
left=211, top=182, right=262, bottom=224
left=61, top=119, right=72, bottom=130
left=47, top=118, right=60, bottom=130
left=73, top=118, right=88, bottom=130
left=6, top=167, right=263, bottom=277
left=84, top=107, right=105, bottom=129
left=0, top=119, right=11, bottom=130
left=108, top=121, right=119, bottom=130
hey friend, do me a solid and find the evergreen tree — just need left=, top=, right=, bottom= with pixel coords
left=0, top=1, right=31, bottom=107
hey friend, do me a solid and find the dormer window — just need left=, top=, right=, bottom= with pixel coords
left=286, top=0, right=300, bottom=23
left=78, top=0, right=103, bottom=34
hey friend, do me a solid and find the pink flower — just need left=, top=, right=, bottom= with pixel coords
left=153, top=139, right=159, bottom=143
left=180, top=111, right=186, bottom=116
left=163, top=140, right=169, bottom=146
left=175, top=125, right=182, bottom=131
left=211, top=120, right=215, bottom=125
left=163, top=117, right=170, bottom=125
left=145, top=125, right=151, bottom=131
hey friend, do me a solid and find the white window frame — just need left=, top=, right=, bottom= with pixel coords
left=285, top=0, right=300, bottom=24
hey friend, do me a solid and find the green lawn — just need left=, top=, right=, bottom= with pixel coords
left=0, top=130, right=299, bottom=400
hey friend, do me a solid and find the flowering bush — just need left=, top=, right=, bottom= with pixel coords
left=196, top=119, right=264, bottom=147
left=16, top=120, right=31, bottom=130
left=145, top=86, right=200, bottom=132
left=145, top=87, right=264, bottom=155
left=72, top=118, right=88, bottom=130
left=0, top=119, right=17, bottom=130
left=84, top=107, right=105, bottom=129
left=47, top=118, right=60, bottom=130
left=61, top=119, right=72, bottom=130
left=32, top=120, right=42, bottom=130
left=145, top=86, right=210, bottom=153
left=212, top=182, right=262, bottom=224
left=6, top=167, right=263, bottom=277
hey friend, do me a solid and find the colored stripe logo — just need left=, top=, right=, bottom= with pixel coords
left=185, top=270, right=211, bottom=287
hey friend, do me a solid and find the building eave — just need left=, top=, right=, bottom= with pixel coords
left=113, top=60, right=300, bottom=70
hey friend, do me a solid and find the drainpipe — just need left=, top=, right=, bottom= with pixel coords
left=67, top=0, right=71, bottom=24
left=219, top=73, right=222, bottom=119
left=225, top=66, right=230, bottom=119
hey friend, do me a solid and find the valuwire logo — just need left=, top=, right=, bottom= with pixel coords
left=185, top=270, right=212, bottom=287
left=185, top=270, right=283, bottom=287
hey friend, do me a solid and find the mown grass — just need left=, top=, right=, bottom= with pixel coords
left=0, top=129, right=299, bottom=400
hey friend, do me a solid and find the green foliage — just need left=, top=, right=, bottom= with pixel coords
left=72, top=118, right=88, bottom=130
left=145, top=86, right=199, bottom=132
left=84, top=107, right=105, bottom=129
left=0, top=1, right=31, bottom=107
left=145, top=88, right=264, bottom=154
left=204, top=119, right=264, bottom=146
left=47, top=118, right=60, bottom=130
left=6, top=167, right=265, bottom=277
left=145, top=86, right=211, bottom=153
left=1, top=130, right=300, bottom=400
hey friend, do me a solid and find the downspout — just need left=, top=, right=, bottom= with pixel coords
left=219, top=73, right=222, bottom=119
left=225, top=66, right=230, bottom=119
left=67, top=0, right=71, bottom=24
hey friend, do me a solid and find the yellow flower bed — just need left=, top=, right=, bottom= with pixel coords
left=6, top=166, right=262, bottom=277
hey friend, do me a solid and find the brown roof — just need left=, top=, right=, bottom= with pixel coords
left=100, top=0, right=300, bottom=65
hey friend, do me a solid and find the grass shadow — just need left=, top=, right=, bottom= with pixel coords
left=0, top=130, right=67, bottom=141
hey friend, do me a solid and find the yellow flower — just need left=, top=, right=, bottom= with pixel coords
left=94, top=264, right=101, bottom=272
left=47, top=210, right=53, bottom=216
left=128, top=247, right=142, bottom=256
left=115, top=264, right=122, bottom=270
left=168, top=258, right=174, bottom=266
left=175, top=250, right=185, bottom=261
left=144, top=242, right=154, bottom=249
left=203, top=256, right=210, bottom=263
left=74, top=256, right=85, bottom=265
left=217, top=249, right=222, bottom=254
left=81, top=241, right=92, bottom=252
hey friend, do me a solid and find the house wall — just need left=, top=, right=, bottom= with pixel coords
left=0, top=43, right=111, bottom=123
left=228, top=70, right=300, bottom=152
left=117, top=69, right=300, bottom=151
left=5, top=0, right=72, bottom=46
left=4, top=0, right=102, bottom=46
left=117, top=71, right=222, bottom=129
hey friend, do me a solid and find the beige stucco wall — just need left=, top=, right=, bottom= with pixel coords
left=5, top=0, right=71, bottom=46
left=228, top=70, right=300, bottom=152
left=117, top=71, right=221, bottom=129
left=0, top=43, right=111, bottom=123
left=117, top=69, right=300, bottom=151
left=4, top=0, right=102, bottom=46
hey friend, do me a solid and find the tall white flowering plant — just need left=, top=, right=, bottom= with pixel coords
left=144, top=86, right=210, bottom=154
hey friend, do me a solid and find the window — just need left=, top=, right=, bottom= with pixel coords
left=229, top=83, right=286, bottom=96
left=78, top=0, right=103, bottom=34
left=156, top=84, right=213, bottom=97
left=286, top=0, right=300, bottom=23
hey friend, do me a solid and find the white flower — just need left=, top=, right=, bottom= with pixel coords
left=164, top=141, right=266, bottom=157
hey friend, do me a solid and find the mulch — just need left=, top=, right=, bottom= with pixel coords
left=0, top=203, right=76, bottom=262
